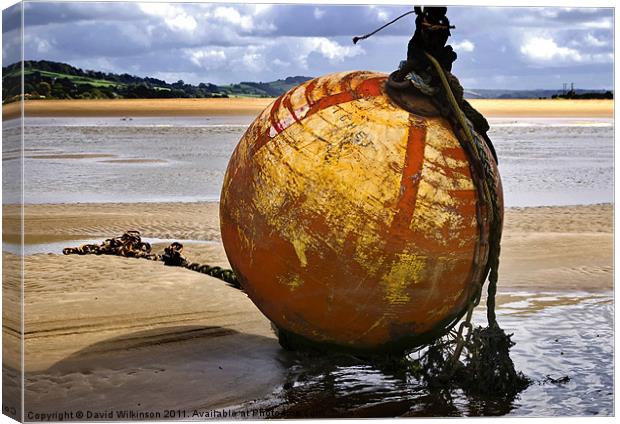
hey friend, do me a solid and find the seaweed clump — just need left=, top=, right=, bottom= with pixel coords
left=410, top=326, right=531, bottom=399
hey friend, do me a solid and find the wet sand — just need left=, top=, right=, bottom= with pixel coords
left=3, top=98, right=613, bottom=120
left=2, top=202, right=612, bottom=414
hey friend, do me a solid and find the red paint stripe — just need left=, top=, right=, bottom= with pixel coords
left=338, top=71, right=358, bottom=93
left=251, top=74, right=386, bottom=156
left=307, top=91, right=356, bottom=116
left=388, top=121, right=426, bottom=237
left=304, top=79, right=319, bottom=105
left=250, top=132, right=272, bottom=155
left=441, top=145, right=469, bottom=162
left=355, top=77, right=384, bottom=98
left=282, top=92, right=301, bottom=125
left=305, top=76, right=385, bottom=120
left=269, top=95, right=285, bottom=134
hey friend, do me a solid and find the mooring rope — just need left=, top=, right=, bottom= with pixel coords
left=423, top=51, right=501, bottom=330
left=410, top=53, right=530, bottom=396
left=352, top=10, right=416, bottom=44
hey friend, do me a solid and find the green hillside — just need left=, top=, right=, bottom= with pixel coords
left=218, top=76, right=315, bottom=98
left=2, top=60, right=312, bottom=103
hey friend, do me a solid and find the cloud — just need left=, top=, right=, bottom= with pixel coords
left=213, top=6, right=255, bottom=32
left=313, top=8, right=326, bottom=20
left=584, top=33, right=608, bottom=47
left=452, top=40, right=475, bottom=52
left=295, top=37, right=364, bottom=68
left=187, top=49, right=227, bottom=70
left=138, top=3, right=197, bottom=33
left=520, top=35, right=612, bottom=65
left=272, top=58, right=291, bottom=68
left=23, top=2, right=144, bottom=27
left=376, top=9, right=390, bottom=22
left=241, top=46, right=267, bottom=72
left=579, top=17, right=612, bottom=29
left=520, top=36, right=583, bottom=62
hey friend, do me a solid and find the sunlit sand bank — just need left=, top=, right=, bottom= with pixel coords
left=2, top=98, right=613, bottom=120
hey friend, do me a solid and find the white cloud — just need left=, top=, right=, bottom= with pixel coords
left=585, top=33, right=607, bottom=47
left=213, top=6, right=255, bottom=32
left=452, top=40, right=475, bottom=52
left=253, top=4, right=272, bottom=15
left=187, top=49, right=227, bottom=69
left=138, top=3, right=197, bottom=33
left=35, top=38, right=52, bottom=54
left=520, top=35, right=612, bottom=64
left=520, top=36, right=582, bottom=62
left=24, top=33, right=53, bottom=54
left=377, top=10, right=390, bottom=21
left=313, top=8, right=326, bottom=20
left=166, top=13, right=197, bottom=33
left=539, top=9, right=558, bottom=18
left=241, top=46, right=266, bottom=72
left=272, top=58, right=291, bottom=68
left=579, top=18, right=612, bottom=29
left=590, top=53, right=614, bottom=63
left=295, top=37, right=364, bottom=68
left=368, top=5, right=390, bottom=21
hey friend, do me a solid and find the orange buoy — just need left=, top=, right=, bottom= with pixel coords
left=220, top=71, right=502, bottom=353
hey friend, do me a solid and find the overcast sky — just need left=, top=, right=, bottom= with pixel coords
left=2, top=2, right=615, bottom=90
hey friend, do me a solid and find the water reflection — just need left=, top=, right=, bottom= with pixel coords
left=237, top=292, right=613, bottom=417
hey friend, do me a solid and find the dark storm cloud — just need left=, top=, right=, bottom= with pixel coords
left=3, top=3, right=22, bottom=64
left=23, top=1, right=145, bottom=27
left=3, top=2, right=21, bottom=33
left=11, top=2, right=615, bottom=89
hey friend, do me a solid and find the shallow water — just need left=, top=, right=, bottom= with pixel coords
left=235, top=292, right=613, bottom=417
left=3, top=116, right=613, bottom=207
left=489, top=118, right=613, bottom=207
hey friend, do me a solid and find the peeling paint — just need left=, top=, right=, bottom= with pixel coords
left=383, top=251, right=427, bottom=304
left=291, top=237, right=309, bottom=267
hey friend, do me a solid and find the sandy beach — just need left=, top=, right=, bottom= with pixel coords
left=2, top=97, right=614, bottom=120
left=1, top=200, right=612, bottom=415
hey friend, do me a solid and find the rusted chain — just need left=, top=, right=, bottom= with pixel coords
left=63, top=231, right=242, bottom=289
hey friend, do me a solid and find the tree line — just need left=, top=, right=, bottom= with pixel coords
left=2, top=60, right=227, bottom=102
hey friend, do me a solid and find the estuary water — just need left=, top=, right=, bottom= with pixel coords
left=3, top=116, right=613, bottom=207
left=237, top=292, right=614, bottom=417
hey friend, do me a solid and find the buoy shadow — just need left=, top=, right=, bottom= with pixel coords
left=24, top=325, right=291, bottom=413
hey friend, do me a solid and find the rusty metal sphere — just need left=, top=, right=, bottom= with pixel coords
left=220, top=71, right=502, bottom=353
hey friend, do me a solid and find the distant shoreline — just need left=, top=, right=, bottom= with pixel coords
left=2, top=98, right=613, bottom=120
